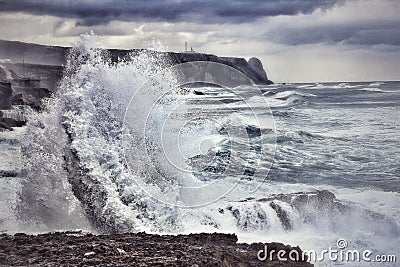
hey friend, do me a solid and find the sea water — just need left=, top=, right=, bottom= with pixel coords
left=0, top=36, right=399, bottom=266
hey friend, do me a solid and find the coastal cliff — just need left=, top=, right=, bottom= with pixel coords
left=0, top=39, right=272, bottom=85
left=0, top=39, right=272, bottom=131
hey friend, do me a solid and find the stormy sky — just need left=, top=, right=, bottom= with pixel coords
left=0, top=0, right=399, bottom=82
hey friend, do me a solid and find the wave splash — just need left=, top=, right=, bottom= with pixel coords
left=19, top=35, right=181, bottom=233
left=14, top=36, right=400, bottom=261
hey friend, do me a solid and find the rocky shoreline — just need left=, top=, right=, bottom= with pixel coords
left=0, top=40, right=311, bottom=267
left=0, top=232, right=312, bottom=266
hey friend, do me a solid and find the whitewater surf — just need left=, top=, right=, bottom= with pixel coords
left=1, top=37, right=399, bottom=266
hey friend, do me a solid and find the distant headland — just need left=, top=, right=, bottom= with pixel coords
left=0, top=39, right=273, bottom=85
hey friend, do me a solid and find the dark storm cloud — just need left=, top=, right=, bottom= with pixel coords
left=0, top=0, right=343, bottom=25
left=267, top=20, right=400, bottom=46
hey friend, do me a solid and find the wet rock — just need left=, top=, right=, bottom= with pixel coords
left=11, top=87, right=51, bottom=110
left=0, top=232, right=312, bottom=266
left=246, top=124, right=262, bottom=138
left=0, top=67, right=6, bottom=81
left=0, top=170, right=19, bottom=177
left=11, top=93, right=25, bottom=106
left=0, top=117, right=25, bottom=131
left=270, top=201, right=292, bottom=231
left=0, top=107, right=27, bottom=131
left=257, top=190, right=352, bottom=226
left=259, top=190, right=343, bottom=210
left=0, top=122, right=13, bottom=131
left=193, top=90, right=204, bottom=95
left=229, top=203, right=268, bottom=231
left=0, top=82, right=12, bottom=109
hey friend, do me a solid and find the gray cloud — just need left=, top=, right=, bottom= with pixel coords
left=0, top=0, right=343, bottom=25
left=267, top=20, right=400, bottom=46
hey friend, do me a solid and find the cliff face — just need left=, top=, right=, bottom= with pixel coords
left=0, top=40, right=67, bottom=66
left=0, top=39, right=273, bottom=131
left=167, top=52, right=272, bottom=85
left=0, top=39, right=273, bottom=85
left=248, top=57, right=268, bottom=80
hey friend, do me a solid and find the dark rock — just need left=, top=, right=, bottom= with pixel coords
left=257, top=190, right=352, bottom=226
left=0, top=170, right=19, bottom=177
left=259, top=190, right=340, bottom=209
left=0, top=232, right=313, bottom=266
left=248, top=57, right=268, bottom=80
left=270, top=201, right=292, bottom=231
left=246, top=124, right=262, bottom=138
left=4, top=63, right=63, bottom=90
left=0, top=82, right=12, bottom=109
left=27, top=87, right=52, bottom=100
left=230, top=203, right=268, bottom=231
left=0, top=112, right=26, bottom=130
left=0, top=113, right=4, bottom=131
left=11, top=88, right=51, bottom=110
left=0, top=67, right=6, bottom=81
left=11, top=93, right=26, bottom=106
left=3, top=117, right=24, bottom=127
left=168, top=52, right=273, bottom=85
left=193, top=90, right=204, bottom=95
left=11, top=78, right=40, bottom=88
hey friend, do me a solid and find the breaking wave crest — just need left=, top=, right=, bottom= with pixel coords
left=12, top=36, right=400, bottom=264
left=19, top=35, right=181, bottom=233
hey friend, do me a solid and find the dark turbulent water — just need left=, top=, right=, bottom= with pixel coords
left=263, top=82, right=400, bottom=192
left=0, top=38, right=399, bottom=265
left=183, top=81, right=400, bottom=193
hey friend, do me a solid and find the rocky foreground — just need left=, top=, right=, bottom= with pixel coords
left=0, top=232, right=312, bottom=266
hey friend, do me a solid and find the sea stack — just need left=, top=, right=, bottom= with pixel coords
left=248, top=57, right=269, bottom=81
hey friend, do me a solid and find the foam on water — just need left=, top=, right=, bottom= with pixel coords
left=1, top=36, right=399, bottom=265
left=369, top=82, right=386, bottom=87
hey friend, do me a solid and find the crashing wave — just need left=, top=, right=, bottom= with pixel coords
left=13, top=36, right=399, bottom=261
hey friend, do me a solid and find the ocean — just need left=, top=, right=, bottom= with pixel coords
left=0, top=39, right=399, bottom=266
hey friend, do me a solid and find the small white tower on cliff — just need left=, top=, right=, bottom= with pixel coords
left=183, top=42, right=197, bottom=53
